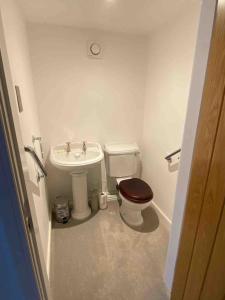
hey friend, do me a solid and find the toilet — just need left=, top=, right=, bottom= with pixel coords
left=104, top=143, right=153, bottom=226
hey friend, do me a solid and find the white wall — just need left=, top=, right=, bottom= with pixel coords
left=141, top=3, right=201, bottom=223
left=0, top=0, right=51, bottom=273
left=28, top=25, right=148, bottom=200
left=165, top=0, right=217, bottom=291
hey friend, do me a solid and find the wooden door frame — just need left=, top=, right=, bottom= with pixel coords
left=171, top=1, right=225, bottom=299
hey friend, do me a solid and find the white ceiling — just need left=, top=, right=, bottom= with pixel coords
left=17, top=0, right=200, bottom=35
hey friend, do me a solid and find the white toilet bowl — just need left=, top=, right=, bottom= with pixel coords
left=119, top=192, right=151, bottom=226
left=117, top=177, right=153, bottom=227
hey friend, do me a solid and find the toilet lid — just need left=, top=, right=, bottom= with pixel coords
left=119, top=178, right=153, bottom=203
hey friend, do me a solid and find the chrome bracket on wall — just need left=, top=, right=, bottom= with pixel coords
left=32, top=135, right=44, bottom=159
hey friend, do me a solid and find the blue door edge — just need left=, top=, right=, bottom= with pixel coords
left=0, top=50, right=46, bottom=299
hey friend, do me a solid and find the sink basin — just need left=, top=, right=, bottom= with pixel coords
left=50, top=141, right=104, bottom=220
left=50, top=141, right=104, bottom=172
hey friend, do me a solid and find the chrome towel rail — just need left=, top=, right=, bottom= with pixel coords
left=165, top=148, right=181, bottom=162
left=24, top=146, right=47, bottom=177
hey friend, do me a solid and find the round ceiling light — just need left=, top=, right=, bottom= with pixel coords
left=90, top=43, right=101, bottom=56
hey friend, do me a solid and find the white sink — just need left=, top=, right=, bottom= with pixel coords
left=50, top=141, right=103, bottom=172
left=50, top=141, right=104, bottom=220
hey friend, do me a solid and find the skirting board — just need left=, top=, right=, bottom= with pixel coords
left=151, top=201, right=172, bottom=231
left=46, top=219, right=52, bottom=278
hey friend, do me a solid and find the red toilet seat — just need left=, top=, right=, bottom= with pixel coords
left=118, top=178, right=153, bottom=204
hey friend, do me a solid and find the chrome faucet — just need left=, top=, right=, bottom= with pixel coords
left=82, top=141, right=87, bottom=154
left=66, top=142, right=71, bottom=153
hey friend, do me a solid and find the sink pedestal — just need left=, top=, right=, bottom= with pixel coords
left=71, top=171, right=91, bottom=220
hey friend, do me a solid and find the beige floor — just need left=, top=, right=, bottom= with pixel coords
left=50, top=201, right=169, bottom=300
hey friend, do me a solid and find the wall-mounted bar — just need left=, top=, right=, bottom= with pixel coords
left=24, top=146, right=47, bottom=177
left=165, top=148, right=181, bottom=162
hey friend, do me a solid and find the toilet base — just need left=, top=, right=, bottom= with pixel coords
left=119, top=192, right=150, bottom=227
left=120, top=206, right=143, bottom=226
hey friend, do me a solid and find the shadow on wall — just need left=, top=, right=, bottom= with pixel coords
left=28, top=179, right=40, bottom=197
left=168, top=161, right=180, bottom=173
left=45, top=155, right=72, bottom=202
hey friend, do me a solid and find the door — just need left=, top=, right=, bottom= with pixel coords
left=0, top=118, right=41, bottom=300
left=0, top=9, right=51, bottom=300
left=0, top=37, right=50, bottom=300
left=171, top=1, right=225, bottom=299
left=200, top=201, right=225, bottom=299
